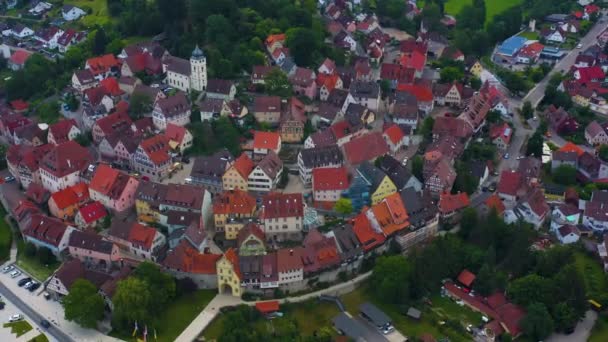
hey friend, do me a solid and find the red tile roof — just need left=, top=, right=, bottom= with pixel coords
left=164, top=123, right=188, bottom=144
left=94, top=111, right=132, bottom=136
left=50, top=186, right=79, bottom=209
left=265, top=34, right=286, bottom=47
left=276, top=247, right=304, bottom=272
left=518, top=42, right=544, bottom=58
left=558, top=142, right=584, bottom=157
left=489, top=122, right=512, bottom=145
left=89, top=164, right=120, bottom=195
left=24, top=214, right=69, bottom=247
left=213, top=190, right=256, bottom=215
left=369, top=193, right=410, bottom=236
left=399, top=50, right=426, bottom=71
left=86, top=54, right=120, bottom=76
left=128, top=223, right=157, bottom=250
left=316, top=73, right=341, bottom=92
left=49, top=119, right=78, bottom=144
left=162, top=240, right=220, bottom=274
left=9, top=50, right=31, bottom=65
left=383, top=124, right=404, bottom=145
left=77, top=201, right=107, bottom=224
left=485, top=194, right=505, bottom=215
left=457, top=269, right=476, bottom=287
left=232, top=153, right=255, bottom=179
left=396, top=83, right=433, bottom=102
left=438, top=192, right=470, bottom=214
left=312, top=167, right=349, bottom=191
left=139, top=135, right=171, bottom=165
left=253, top=131, right=281, bottom=150
left=261, top=193, right=304, bottom=219
left=255, top=301, right=280, bottom=314
left=351, top=213, right=385, bottom=252
left=10, top=99, right=29, bottom=111
left=343, top=132, right=389, bottom=165
left=302, top=229, right=340, bottom=273
left=100, top=77, right=124, bottom=96
left=40, top=141, right=93, bottom=178
left=498, top=170, right=522, bottom=196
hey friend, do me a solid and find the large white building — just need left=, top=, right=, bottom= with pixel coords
left=165, top=46, right=207, bottom=93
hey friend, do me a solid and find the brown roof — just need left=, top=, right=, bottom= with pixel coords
left=207, top=79, right=234, bottom=95
left=256, top=151, right=283, bottom=179
left=342, top=132, right=389, bottom=165
left=49, top=119, right=78, bottom=144
left=68, top=230, right=114, bottom=254
left=290, top=67, right=315, bottom=87
left=253, top=96, right=281, bottom=113
left=236, top=222, right=266, bottom=248
left=155, top=92, right=190, bottom=118
left=276, top=247, right=304, bottom=272
left=261, top=193, right=304, bottom=219
left=39, top=141, right=93, bottom=178
left=433, top=116, right=473, bottom=139
left=163, top=240, right=220, bottom=274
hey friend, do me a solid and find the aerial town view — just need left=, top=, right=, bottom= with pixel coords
left=2, top=0, right=608, bottom=341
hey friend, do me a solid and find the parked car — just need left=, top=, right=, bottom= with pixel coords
left=28, top=283, right=40, bottom=292
left=0, top=302, right=5, bottom=310
left=8, top=314, right=22, bottom=322
left=4, top=176, right=15, bottom=182
left=2, top=265, right=14, bottom=273
left=17, top=278, right=31, bottom=287
left=43, top=292, right=50, bottom=300
left=576, top=43, right=583, bottom=49
left=9, top=270, right=21, bottom=278
left=24, top=282, right=34, bottom=290
left=504, top=153, right=510, bottom=159
left=40, top=319, right=50, bottom=329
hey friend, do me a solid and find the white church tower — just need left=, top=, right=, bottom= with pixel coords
left=190, top=45, right=207, bottom=92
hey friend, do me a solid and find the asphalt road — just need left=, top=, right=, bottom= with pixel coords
left=0, top=281, right=73, bottom=342
left=524, top=13, right=608, bottom=106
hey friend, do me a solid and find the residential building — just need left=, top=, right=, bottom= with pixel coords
left=85, top=54, right=120, bottom=80
left=438, top=192, right=470, bottom=220
left=248, top=151, right=283, bottom=193
left=89, top=164, right=139, bottom=212
left=164, top=123, right=193, bottom=153
left=349, top=80, right=380, bottom=111
left=237, top=223, right=266, bottom=256
left=48, top=182, right=89, bottom=220
left=277, top=248, right=304, bottom=287
left=132, top=135, right=172, bottom=181
left=91, top=111, right=133, bottom=144
left=106, top=221, right=166, bottom=261
left=47, top=119, right=80, bottom=145
left=279, top=97, right=307, bottom=143
left=6, top=144, right=53, bottom=189
left=297, top=145, right=344, bottom=185
left=383, top=124, right=406, bottom=153
left=222, top=153, right=255, bottom=191
left=61, top=5, right=86, bottom=21
left=188, top=150, right=234, bottom=193
left=585, top=120, right=608, bottom=145
left=253, top=131, right=282, bottom=158
left=358, top=162, right=397, bottom=205
left=152, top=92, right=191, bottom=131
left=489, top=123, right=513, bottom=151
left=290, top=67, right=317, bottom=99
left=505, top=188, right=549, bottom=228
left=68, top=230, right=120, bottom=268
left=8, top=50, right=31, bottom=70
left=198, top=98, right=225, bottom=121
left=342, top=132, right=389, bottom=165
left=556, top=225, right=581, bottom=244
left=364, top=193, right=410, bottom=237
left=74, top=201, right=108, bottom=229
left=583, top=191, right=608, bottom=232
left=260, top=193, right=304, bottom=241
left=72, top=69, right=97, bottom=92
left=378, top=155, right=422, bottom=192
left=312, top=167, right=349, bottom=203
left=432, top=82, right=474, bottom=107
left=253, top=96, right=282, bottom=125
left=213, top=190, right=256, bottom=234
left=39, top=141, right=93, bottom=193
left=23, top=214, right=75, bottom=257
left=302, top=229, right=340, bottom=274
left=206, top=79, right=236, bottom=100
left=497, top=170, right=523, bottom=205
left=162, top=240, right=220, bottom=288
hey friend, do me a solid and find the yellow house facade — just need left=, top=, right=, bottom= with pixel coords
left=216, top=248, right=242, bottom=297
left=225, top=220, right=246, bottom=240
left=222, top=154, right=254, bottom=191
left=470, top=61, right=483, bottom=77
left=135, top=199, right=160, bottom=223
left=371, top=176, right=397, bottom=205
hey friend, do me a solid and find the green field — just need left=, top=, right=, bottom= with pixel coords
left=574, top=252, right=608, bottom=299
left=590, top=314, right=608, bottom=342
left=442, top=0, right=524, bottom=24
left=3, top=320, right=33, bottom=337
left=0, top=204, right=12, bottom=263
left=28, top=334, right=49, bottom=342
left=112, top=290, right=216, bottom=342
left=62, top=0, right=112, bottom=27
left=16, top=239, right=60, bottom=281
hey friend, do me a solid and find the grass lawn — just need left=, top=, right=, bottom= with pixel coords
left=63, top=0, right=112, bottom=27
left=341, top=285, right=475, bottom=342
left=111, top=290, right=215, bottom=342
left=442, top=0, right=524, bottom=24
left=574, top=252, right=608, bottom=299
left=3, top=320, right=33, bottom=337
left=519, top=31, right=539, bottom=40
left=590, top=314, right=608, bottom=342
left=28, top=334, right=49, bottom=342
left=0, top=204, right=12, bottom=263
left=204, top=300, right=340, bottom=340
left=16, top=239, right=60, bottom=281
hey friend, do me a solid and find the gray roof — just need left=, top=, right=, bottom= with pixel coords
left=407, top=307, right=421, bottom=319
left=332, top=224, right=362, bottom=261
left=299, top=145, right=343, bottom=168
left=68, top=230, right=114, bottom=254
left=359, top=302, right=391, bottom=326
left=207, top=79, right=234, bottom=95
left=165, top=56, right=191, bottom=76
left=349, top=80, right=380, bottom=99
left=332, top=313, right=367, bottom=340
left=357, top=161, right=387, bottom=190
left=256, top=151, right=283, bottom=179
left=378, top=155, right=417, bottom=190
left=190, top=149, right=234, bottom=183
left=198, top=98, right=224, bottom=113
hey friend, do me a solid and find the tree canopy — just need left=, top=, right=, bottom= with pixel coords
left=63, top=279, right=105, bottom=328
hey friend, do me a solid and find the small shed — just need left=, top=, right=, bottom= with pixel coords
left=255, top=300, right=280, bottom=315
left=407, top=307, right=422, bottom=320
left=457, top=269, right=476, bottom=288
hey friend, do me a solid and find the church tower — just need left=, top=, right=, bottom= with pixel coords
left=190, top=45, right=207, bottom=92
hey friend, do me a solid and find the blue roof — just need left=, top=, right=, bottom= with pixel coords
left=497, top=36, right=527, bottom=56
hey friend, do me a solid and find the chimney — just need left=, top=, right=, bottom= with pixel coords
left=289, top=249, right=293, bottom=256
left=67, top=159, right=71, bottom=168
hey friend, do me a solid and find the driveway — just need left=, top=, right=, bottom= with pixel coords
left=547, top=310, right=597, bottom=342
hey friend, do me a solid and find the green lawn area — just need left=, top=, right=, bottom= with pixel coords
left=590, top=314, right=608, bottom=342
left=3, top=320, right=33, bottom=337
left=203, top=300, right=340, bottom=340
left=0, top=204, right=12, bottom=263
left=442, top=0, right=524, bottom=24
left=112, top=290, right=215, bottom=342
left=519, top=31, right=539, bottom=40
left=341, top=285, right=476, bottom=342
left=16, top=238, right=60, bottom=281
left=28, top=334, right=49, bottom=342
left=574, top=252, right=608, bottom=299
left=63, top=0, right=112, bottom=27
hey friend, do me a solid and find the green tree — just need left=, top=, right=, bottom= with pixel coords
left=334, top=198, right=353, bottom=215
left=37, top=101, right=61, bottom=124
left=552, top=302, right=577, bottom=332
left=24, top=242, right=37, bottom=257
left=37, top=246, right=56, bottom=265
left=93, top=29, right=108, bottom=55
left=380, top=79, right=391, bottom=99
left=507, top=274, right=551, bottom=307
left=419, top=116, right=435, bottom=142
left=470, top=76, right=482, bottom=90
left=440, top=67, right=464, bottom=83
left=133, top=262, right=176, bottom=308
left=526, top=131, right=543, bottom=157
left=65, top=93, right=80, bottom=111
left=63, top=279, right=105, bottom=328
left=371, top=255, right=411, bottom=305
left=74, top=133, right=92, bottom=147
left=412, top=155, right=423, bottom=180
left=521, top=101, right=534, bottom=119
left=599, top=145, right=608, bottom=161
left=128, top=93, right=153, bottom=119
left=553, top=165, right=577, bottom=186
left=286, top=28, right=319, bottom=67
left=459, top=207, right=478, bottom=240
left=521, top=303, right=555, bottom=341
left=112, top=277, right=153, bottom=331
left=265, top=69, right=293, bottom=98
